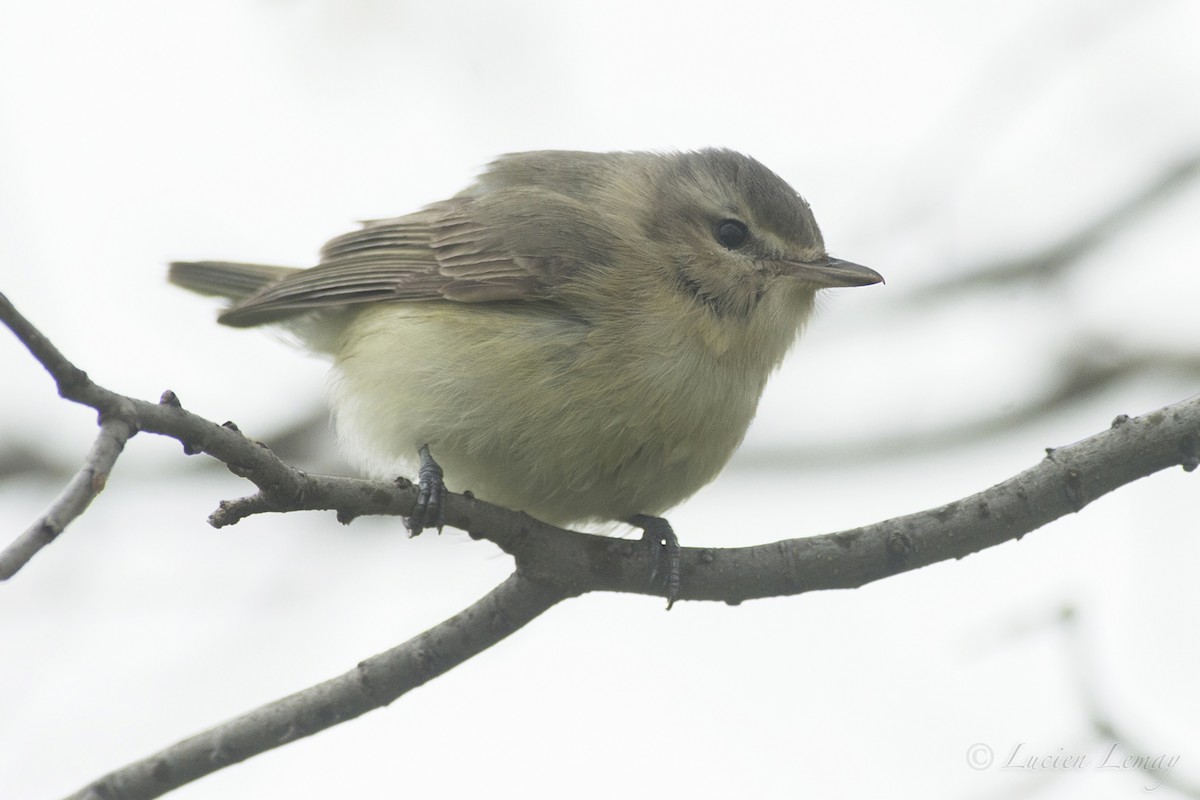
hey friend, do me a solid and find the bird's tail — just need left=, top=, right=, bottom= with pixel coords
left=169, top=260, right=345, bottom=352
left=168, top=261, right=298, bottom=301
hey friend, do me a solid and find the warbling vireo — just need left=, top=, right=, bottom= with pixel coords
left=170, top=149, right=883, bottom=606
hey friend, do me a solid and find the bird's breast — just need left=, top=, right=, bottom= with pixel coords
left=330, top=300, right=789, bottom=525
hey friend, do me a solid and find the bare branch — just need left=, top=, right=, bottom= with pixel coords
left=3, top=292, right=1198, bottom=800
left=63, top=571, right=571, bottom=800
left=205, top=396, right=1198, bottom=604
left=0, top=416, right=133, bottom=579
left=739, top=343, right=1200, bottom=469
left=913, top=151, right=1200, bottom=297
left=0, top=439, right=76, bottom=481
left=4, top=289, right=1199, bottom=603
left=1059, top=607, right=1200, bottom=796
left=0, top=291, right=424, bottom=580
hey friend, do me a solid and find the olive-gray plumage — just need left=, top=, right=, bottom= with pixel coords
left=170, top=149, right=881, bottom=530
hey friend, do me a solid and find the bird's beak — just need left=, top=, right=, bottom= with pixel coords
left=781, top=257, right=884, bottom=288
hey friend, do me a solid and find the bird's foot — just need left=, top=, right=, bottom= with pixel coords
left=630, top=514, right=681, bottom=610
left=404, top=444, right=446, bottom=535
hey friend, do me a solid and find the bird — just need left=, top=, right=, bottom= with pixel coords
left=169, top=149, right=883, bottom=607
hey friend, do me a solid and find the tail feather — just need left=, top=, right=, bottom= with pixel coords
left=169, top=261, right=298, bottom=300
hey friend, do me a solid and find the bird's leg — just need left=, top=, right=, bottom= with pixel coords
left=629, top=514, right=681, bottom=610
left=404, top=443, right=446, bottom=535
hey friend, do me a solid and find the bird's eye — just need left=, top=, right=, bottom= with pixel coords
left=714, top=219, right=750, bottom=250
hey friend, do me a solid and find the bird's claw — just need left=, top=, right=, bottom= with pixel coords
left=405, top=443, right=446, bottom=535
left=630, top=514, right=681, bottom=610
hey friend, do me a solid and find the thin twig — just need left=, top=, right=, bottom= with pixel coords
left=912, top=152, right=1200, bottom=297
left=0, top=416, right=134, bottom=579
left=3, top=292, right=1198, bottom=800
left=1059, top=608, right=1200, bottom=795
left=738, top=344, right=1200, bottom=470
left=4, top=289, right=1199, bottom=605
left=180, top=395, right=1200, bottom=604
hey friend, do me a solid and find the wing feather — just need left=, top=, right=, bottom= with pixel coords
left=216, top=188, right=617, bottom=327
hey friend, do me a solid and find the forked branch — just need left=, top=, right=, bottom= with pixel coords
left=1, top=291, right=1196, bottom=800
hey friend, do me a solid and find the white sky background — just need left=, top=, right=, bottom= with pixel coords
left=2, top=1, right=1199, bottom=798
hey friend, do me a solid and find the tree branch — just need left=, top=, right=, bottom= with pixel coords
left=4, top=288, right=1199, bottom=600
left=911, top=150, right=1200, bottom=297
left=3, top=292, right=1197, bottom=799
left=187, top=396, right=1200, bottom=604
left=0, top=416, right=133, bottom=579
left=739, top=342, right=1200, bottom=469
left=64, top=571, right=570, bottom=800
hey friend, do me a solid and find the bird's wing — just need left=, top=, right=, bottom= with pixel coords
left=216, top=188, right=618, bottom=327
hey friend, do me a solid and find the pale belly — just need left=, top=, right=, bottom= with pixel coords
left=329, top=302, right=776, bottom=525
